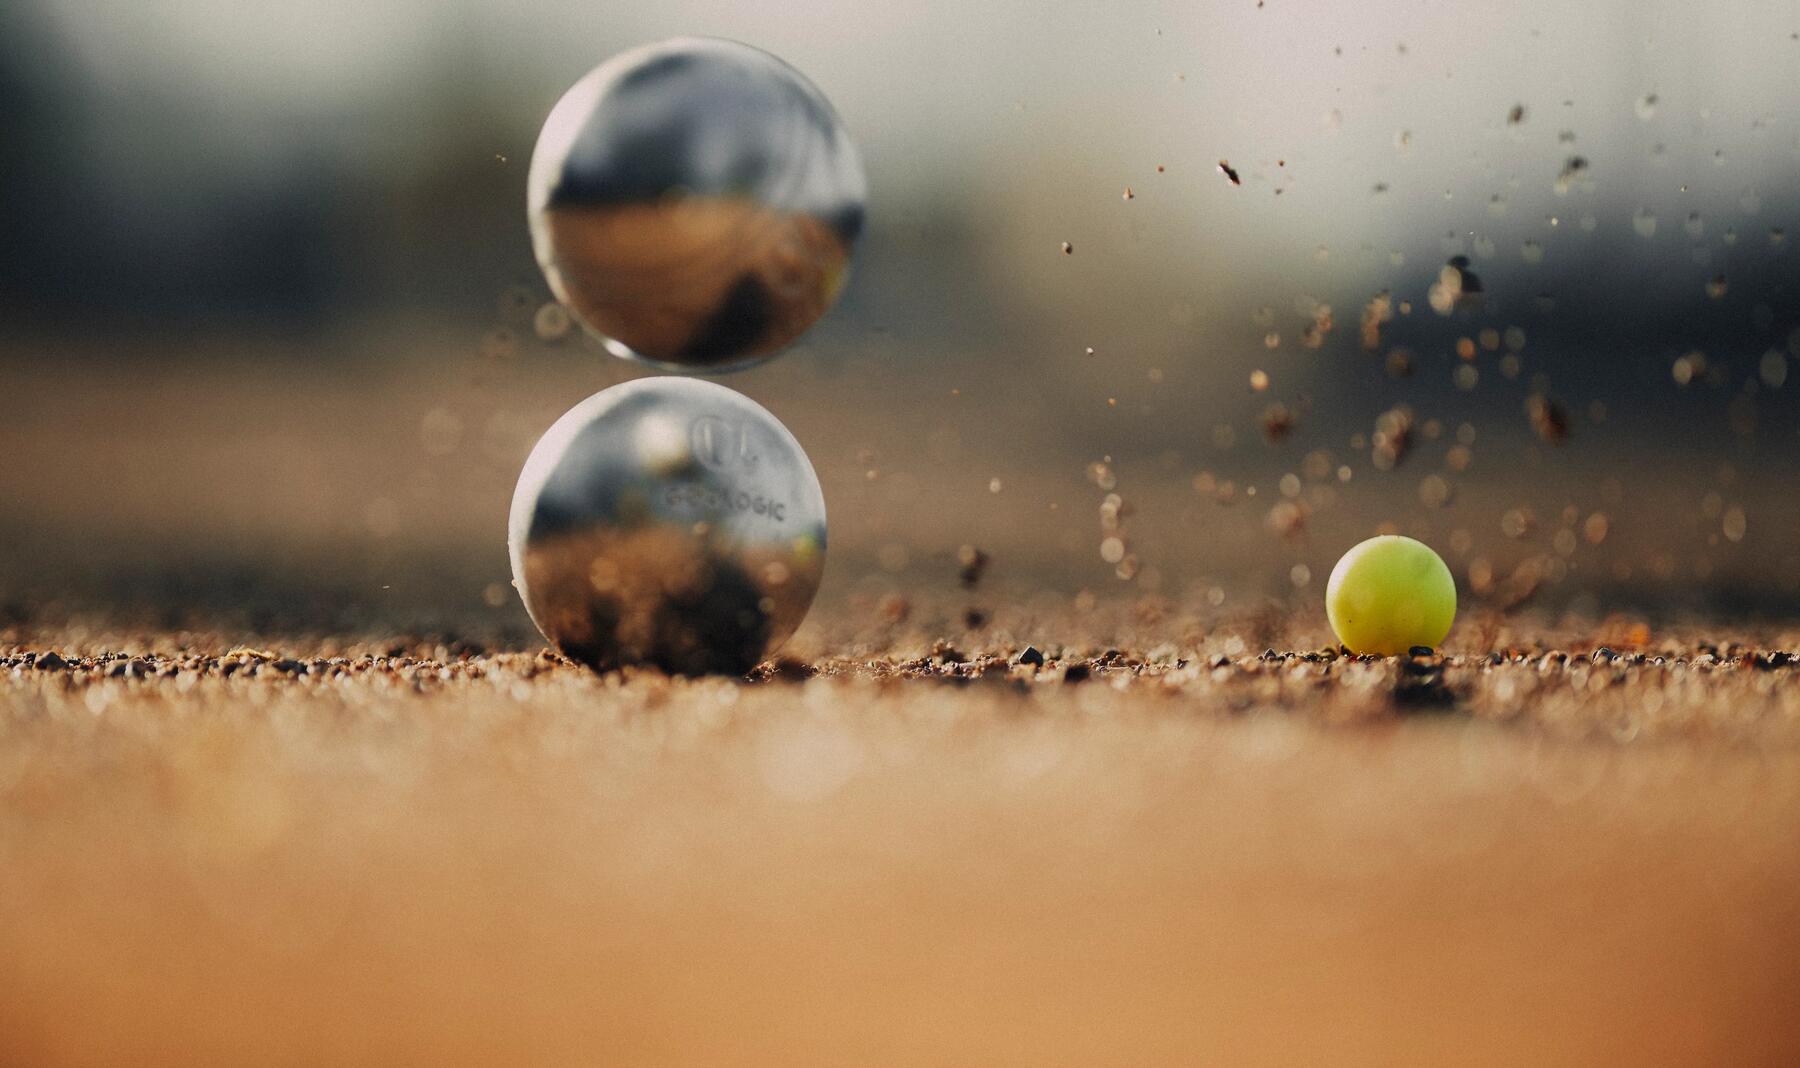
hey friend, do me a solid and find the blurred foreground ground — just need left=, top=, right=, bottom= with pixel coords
left=3, top=605, right=1800, bottom=1066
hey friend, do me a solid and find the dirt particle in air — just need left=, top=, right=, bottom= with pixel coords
left=1526, top=394, right=1570, bottom=444
left=957, top=545, right=991, bottom=589
left=1371, top=405, right=1415, bottom=470
left=1260, top=403, right=1297, bottom=442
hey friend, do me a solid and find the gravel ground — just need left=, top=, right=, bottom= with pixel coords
left=4, top=607, right=1800, bottom=1065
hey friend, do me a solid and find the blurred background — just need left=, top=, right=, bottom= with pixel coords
left=2, top=0, right=1798, bottom=641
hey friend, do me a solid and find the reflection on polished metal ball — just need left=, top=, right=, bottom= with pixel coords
left=509, top=377, right=827, bottom=675
left=527, top=37, right=867, bottom=372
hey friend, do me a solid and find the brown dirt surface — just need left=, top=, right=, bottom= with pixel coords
left=4, top=606, right=1800, bottom=1066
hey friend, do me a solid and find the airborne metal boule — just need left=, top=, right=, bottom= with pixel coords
left=527, top=37, right=867, bottom=371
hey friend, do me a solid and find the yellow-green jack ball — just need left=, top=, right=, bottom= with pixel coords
left=1325, top=535, right=1456, bottom=655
